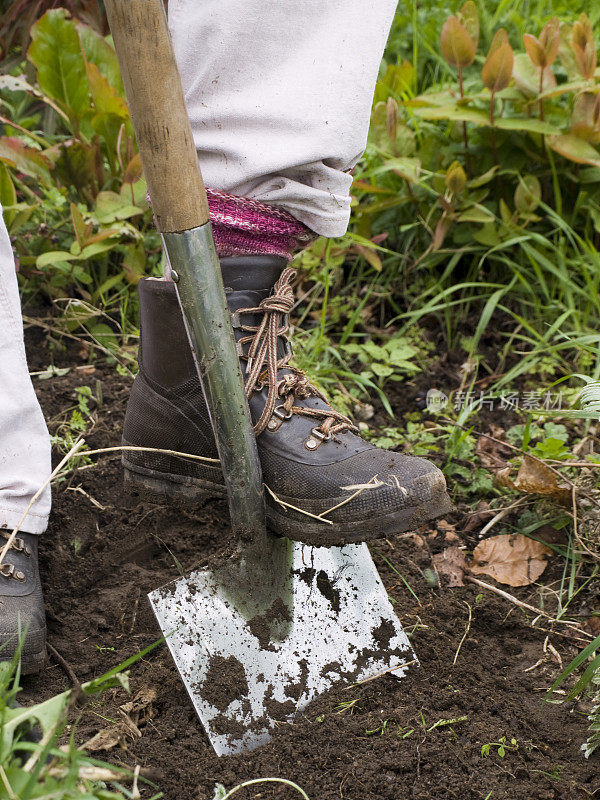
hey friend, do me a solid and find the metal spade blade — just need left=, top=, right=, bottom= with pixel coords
left=149, top=538, right=417, bottom=755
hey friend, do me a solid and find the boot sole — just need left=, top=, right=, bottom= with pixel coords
left=21, top=647, right=47, bottom=675
left=0, top=634, right=47, bottom=675
left=124, top=462, right=453, bottom=547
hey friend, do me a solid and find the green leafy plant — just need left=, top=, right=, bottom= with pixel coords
left=343, top=333, right=421, bottom=386
left=352, top=5, right=600, bottom=396
left=0, top=8, right=160, bottom=339
left=481, top=735, right=518, bottom=757
left=582, top=669, right=600, bottom=759
left=0, top=637, right=162, bottom=798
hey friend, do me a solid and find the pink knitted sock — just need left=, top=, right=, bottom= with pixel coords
left=162, top=190, right=314, bottom=279
left=206, top=188, right=314, bottom=261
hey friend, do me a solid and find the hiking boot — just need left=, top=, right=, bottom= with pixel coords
left=122, top=257, right=452, bottom=546
left=0, top=532, right=46, bottom=673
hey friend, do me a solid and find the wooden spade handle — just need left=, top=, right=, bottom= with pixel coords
left=104, top=0, right=209, bottom=233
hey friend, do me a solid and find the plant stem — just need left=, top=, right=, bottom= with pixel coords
left=458, top=66, right=471, bottom=174
left=221, top=779, right=310, bottom=800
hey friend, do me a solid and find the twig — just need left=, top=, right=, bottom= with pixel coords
left=264, top=485, right=333, bottom=525
left=66, top=486, right=106, bottom=511
left=478, top=496, right=527, bottom=538
left=47, top=643, right=80, bottom=688
left=453, top=602, right=473, bottom=665
left=344, top=659, right=417, bottom=688
left=571, top=483, right=598, bottom=561
left=466, top=576, right=593, bottom=639
left=0, top=438, right=86, bottom=565
left=220, top=778, right=310, bottom=800
left=320, top=475, right=383, bottom=519
left=132, top=764, right=141, bottom=800
left=530, top=625, right=591, bottom=646
left=24, top=723, right=59, bottom=773
left=83, top=445, right=219, bottom=464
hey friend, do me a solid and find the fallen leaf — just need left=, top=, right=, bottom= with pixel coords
left=444, top=530, right=462, bottom=543
left=489, top=424, right=506, bottom=440
left=513, top=456, right=571, bottom=504
left=463, top=500, right=495, bottom=533
left=120, top=686, right=157, bottom=728
left=584, top=616, right=600, bottom=636
left=470, top=534, right=552, bottom=587
left=476, top=435, right=512, bottom=471
left=496, top=466, right=515, bottom=488
left=432, top=546, right=468, bottom=587
left=534, top=524, right=569, bottom=546
left=83, top=726, right=125, bottom=752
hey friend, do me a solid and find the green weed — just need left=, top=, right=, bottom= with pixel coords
left=0, top=636, right=163, bottom=798
left=481, top=735, right=519, bottom=757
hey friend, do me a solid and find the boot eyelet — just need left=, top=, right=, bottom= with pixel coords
left=267, top=404, right=294, bottom=433
left=230, top=310, right=242, bottom=329
left=273, top=405, right=293, bottom=421
left=0, top=564, right=14, bottom=578
left=305, top=427, right=331, bottom=450
left=0, top=563, right=26, bottom=582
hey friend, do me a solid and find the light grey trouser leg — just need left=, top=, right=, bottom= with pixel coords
left=169, top=0, right=397, bottom=237
left=0, top=206, right=51, bottom=534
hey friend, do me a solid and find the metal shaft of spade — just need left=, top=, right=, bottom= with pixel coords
left=105, top=0, right=267, bottom=545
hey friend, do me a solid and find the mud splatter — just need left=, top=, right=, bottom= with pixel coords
left=200, top=655, right=248, bottom=712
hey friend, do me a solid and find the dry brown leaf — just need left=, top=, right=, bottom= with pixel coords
left=444, top=530, right=462, bottom=543
left=120, top=686, right=157, bottom=728
left=470, top=534, right=552, bottom=587
left=513, top=456, right=571, bottom=504
left=495, top=466, right=515, bottom=488
left=432, top=546, right=468, bottom=587
left=463, top=500, right=495, bottom=533
left=83, top=725, right=125, bottom=752
left=489, top=424, right=505, bottom=439
left=476, top=435, right=512, bottom=472
left=584, top=616, right=600, bottom=636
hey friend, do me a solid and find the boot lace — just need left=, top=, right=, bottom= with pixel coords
left=236, top=267, right=355, bottom=440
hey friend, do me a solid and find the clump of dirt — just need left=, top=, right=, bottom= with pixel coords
left=200, top=656, right=248, bottom=712
left=315, top=569, right=340, bottom=612
left=371, top=617, right=396, bottom=650
left=20, top=332, right=599, bottom=800
left=246, top=596, right=291, bottom=649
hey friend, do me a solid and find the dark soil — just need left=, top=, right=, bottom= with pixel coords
left=20, top=328, right=600, bottom=800
left=200, top=656, right=249, bottom=713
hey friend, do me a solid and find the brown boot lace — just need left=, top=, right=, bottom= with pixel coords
left=236, top=267, right=355, bottom=445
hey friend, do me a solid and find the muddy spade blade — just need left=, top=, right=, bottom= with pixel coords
left=149, top=538, right=416, bottom=756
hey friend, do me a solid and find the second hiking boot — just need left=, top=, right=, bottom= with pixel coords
left=122, top=257, right=451, bottom=546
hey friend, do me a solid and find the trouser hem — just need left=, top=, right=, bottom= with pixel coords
left=0, top=505, right=48, bottom=535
